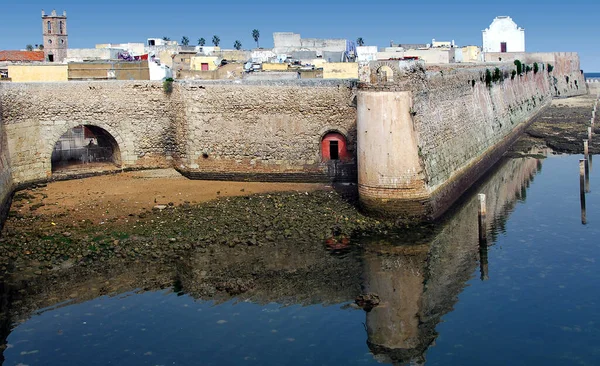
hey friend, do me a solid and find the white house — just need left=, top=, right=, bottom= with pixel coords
left=482, top=16, right=525, bottom=53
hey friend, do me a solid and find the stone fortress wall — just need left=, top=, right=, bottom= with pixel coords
left=0, top=107, right=12, bottom=229
left=357, top=55, right=585, bottom=220
left=0, top=52, right=588, bottom=222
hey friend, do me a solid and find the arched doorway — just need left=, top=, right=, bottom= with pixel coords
left=376, top=65, right=394, bottom=83
left=51, top=125, right=122, bottom=172
left=321, top=132, right=350, bottom=162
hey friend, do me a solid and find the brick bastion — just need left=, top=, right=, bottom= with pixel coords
left=0, top=54, right=586, bottom=225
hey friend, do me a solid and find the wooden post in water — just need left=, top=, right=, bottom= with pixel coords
left=584, top=139, right=589, bottom=159
left=580, top=159, right=587, bottom=225
left=589, top=127, right=593, bottom=143
left=478, top=193, right=487, bottom=242
left=477, top=193, right=489, bottom=280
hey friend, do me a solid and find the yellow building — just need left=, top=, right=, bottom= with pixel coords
left=6, top=64, right=68, bottom=82
left=461, top=46, right=481, bottom=63
left=190, top=56, right=220, bottom=71
left=262, top=63, right=288, bottom=71
left=322, top=63, right=358, bottom=79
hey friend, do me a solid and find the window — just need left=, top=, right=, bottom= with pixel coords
left=500, top=42, right=507, bottom=53
left=59, top=21, right=64, bottom=34
left=48, top=54, right=54, bottom=62
left=48, top=39, right=52, bottom=44
left=47, top=21, right=51, bottom=33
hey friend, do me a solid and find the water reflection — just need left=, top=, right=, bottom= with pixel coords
left=362, top=154, right=543, bottom=364
left=0, top=153, right=546, bottom=365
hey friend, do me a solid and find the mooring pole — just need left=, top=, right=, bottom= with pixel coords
left=580, top=159, right=587, bottom=225
left=589, top=127, right=593, bottom=143
left=584, top=139, right=589, bottom=159
left=477, top=193, right=488, bottom=280
left=478, top=193, right=487, bottom=242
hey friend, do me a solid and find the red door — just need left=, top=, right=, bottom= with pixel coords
left=321, top=133, right=350, bottom=161
left=500, top=42, right=507, bottom=53
left=201, top=63, right=209, bottom=71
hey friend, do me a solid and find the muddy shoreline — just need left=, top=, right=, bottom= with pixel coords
left=514, top=94, right=600, bottom=155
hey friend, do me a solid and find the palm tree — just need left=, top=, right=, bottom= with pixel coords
left=356, top=37, right=365, bottom=46
left=252, top=29, right=260, bottom=48
left=198, top=38, right=206, bottom=46
left=233, top=40, right=242, bottom=50
left=212, top=35, right=220, bottom=47
left=25, top=44, right=33, bottom=51
left=181, top=36, right=190, bottom=46
left=162, top=36, right=171, bottom=41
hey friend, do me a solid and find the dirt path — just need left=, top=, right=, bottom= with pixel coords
left=12, top=169, right=329, bottom=223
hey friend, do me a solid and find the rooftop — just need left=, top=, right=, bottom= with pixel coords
left=0, top=51, right=45, bottom=62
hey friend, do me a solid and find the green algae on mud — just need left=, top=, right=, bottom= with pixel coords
left=0, top=190, right=397, bottom=275
left=520, top=96, right=600, bottom=154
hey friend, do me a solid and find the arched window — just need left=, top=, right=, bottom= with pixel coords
left=59, top=21, right=64, bottom=34
left=47, top=20, right=51, bottom=33
left=321, top=132, right=350, bottom=162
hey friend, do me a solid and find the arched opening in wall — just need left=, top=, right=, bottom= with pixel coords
left=51, top=125, right=122, bottom=173
left=321, top=132, right=350, bottom=162
left=376, top=65, right=394, bottom=83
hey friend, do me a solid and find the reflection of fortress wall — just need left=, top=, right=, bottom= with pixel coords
left=364, top=155, right=543, bottom=364
left=0, top=241, right=363, bottom=332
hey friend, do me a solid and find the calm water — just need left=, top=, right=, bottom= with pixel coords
left=1, top=152, right=600, bottom=365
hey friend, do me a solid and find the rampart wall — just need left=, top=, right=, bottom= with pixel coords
left=358, top=59, right=585, bottom=220
left=173, top=80, right=357, bottom=181
left=0, top=52, right=587, bottom=222
left=0, top=106, right=11, bottom=229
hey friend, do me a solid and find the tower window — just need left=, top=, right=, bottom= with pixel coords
left=48, top=39, right=52, bottom=44
left=47, top=21, right=51, bottom=33
left=59, top=21, right=64, bottom=34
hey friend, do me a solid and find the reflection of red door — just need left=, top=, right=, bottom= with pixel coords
left=201, top=63, right=209, bottom=71
left=500, top=42, right=507, bottom=53
left=321, top=132, right=350, bottom=161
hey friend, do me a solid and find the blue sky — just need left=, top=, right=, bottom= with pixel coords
left=1, top=0, right=598, bottom=71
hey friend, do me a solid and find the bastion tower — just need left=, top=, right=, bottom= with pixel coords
left=41, top=9, right=68, bottom=62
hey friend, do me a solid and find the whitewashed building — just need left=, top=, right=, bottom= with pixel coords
left=482, top=16, right=525, bottom=53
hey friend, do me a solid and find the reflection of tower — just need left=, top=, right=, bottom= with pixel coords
left=361, top=155, right=546, bottom=364
left=362, top=243, right=430, bottom=365
left=42, top=9, right=68, bottom=63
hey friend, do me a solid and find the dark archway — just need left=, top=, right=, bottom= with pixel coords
left=51, top=125, right=122, bottom=172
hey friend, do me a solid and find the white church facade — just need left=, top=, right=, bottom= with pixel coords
left=482, top=16, right=525, bottom=53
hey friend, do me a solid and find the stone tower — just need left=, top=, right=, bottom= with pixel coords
left=42, top=9, right=68, bottom=62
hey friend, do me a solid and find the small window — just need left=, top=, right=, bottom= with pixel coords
left=59, top=21, right=64, bottom=34
left=48, top=39, right=52, bottom=44
left=47, top=21, right=51, bottom=33
left=329, top=141, right=339, bottom=160
left=60, top=39, right=64, bottom=44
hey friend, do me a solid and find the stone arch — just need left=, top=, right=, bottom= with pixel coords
left=372, top=61, right=400, bottom=83
left=46, top=121, right=130, bottom=175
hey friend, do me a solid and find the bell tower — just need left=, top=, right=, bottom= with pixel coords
left=42, top=9, right=68, bottom=62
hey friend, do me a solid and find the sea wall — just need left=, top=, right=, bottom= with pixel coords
left=358, top=60, right=585, bottom=220
left=483, top=52, right=585, bottom=97
left=173, top=80, right=357, bottom=182
left=0, top=103, right=11, bottom=229
left=0, top=80, right=357, bottom=189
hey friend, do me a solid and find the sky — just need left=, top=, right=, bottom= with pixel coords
left=1, top=0, right=599, bottom=71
